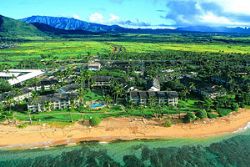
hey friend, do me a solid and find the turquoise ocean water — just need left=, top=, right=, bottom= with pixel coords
left=0, top=129, right=250, bottom=167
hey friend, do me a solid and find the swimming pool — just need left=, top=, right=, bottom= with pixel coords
left=90, top=103, right=105, bottom=109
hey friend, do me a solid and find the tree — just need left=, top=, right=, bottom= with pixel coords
left=26, top=110, right=33, bottom=124
left=0, top=103, right=6, bottom=122
left=5, top=95, right=14, bottom=112
left=45, top=101, right=53, bottom=112
left=81, top=70, right=91, bottom=88
left=183, top=112, right=196, bottom=123
left=195, top=110, right=208, bottom=119
left=203, top=98, right=213, bottom=112
left=0, top=79, right=12, bottom=93
left=163, top=118, right=173, bottom=127
left=89, top=116, right=102, bottom=126
left=104, top=95, right=113, bottom=106
left=69, top=100, right=77, bottom=122
left=148, top=96, right=156, bottom=108
left=112, top=81, right=124, bottom=104
left=231, top=103, right=239, bottom=112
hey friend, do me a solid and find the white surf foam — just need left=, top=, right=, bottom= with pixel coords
left=233, top=122, right=250, bottom=133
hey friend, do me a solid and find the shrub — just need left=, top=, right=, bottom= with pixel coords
left=231, top=103, right=239, bottom=112
left=17, top=123, right=28, bottom=129
left=89, top=116, right=102, bottom=126
left=207, top=113, right=218, bottom=119
left=0, top=79, right=12, bottom=93
left=0, top=113, right=5, bottom=122
left=239, top=102, right=245, bottom=108
left=111, top=105, right=122, bottom=111
left=195, top=110, right=208, bottom=119
left=164, top=119, right=173, bottom=127
left=183, top=112, right=196, bottom=123
left=217, top=108, right=232, bottom=117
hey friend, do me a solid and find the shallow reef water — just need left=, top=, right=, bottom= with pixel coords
left=0, top=130, right=250, bottom=167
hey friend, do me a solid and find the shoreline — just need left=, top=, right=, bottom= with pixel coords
left=0, top=108, right=250, bottom=150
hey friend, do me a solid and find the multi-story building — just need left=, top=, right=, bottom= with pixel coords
left=128, top=91, right=178, bottom=106
left=27, top=93, right=81, bottom=113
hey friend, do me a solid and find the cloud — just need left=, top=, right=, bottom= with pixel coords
left=161, top=0, right=250, bottom=27
left=72, top=14, right=81, bottom=20
left=209, top=0, right=250, bottom=15
left=89, top=12, right=105, bottom=23
left=200, top=12, right=234, bottom=25
left=109, top=14, right=120, bottom=22
left=117, top=19, right=151, bottom=27
left=87, top=12, right=172, bottom=28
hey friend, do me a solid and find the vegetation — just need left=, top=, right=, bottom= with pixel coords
left=207, top=113, right=218, bottom=119
left=163, top=119, right=173, bottom=127
left=217, top=108, right=233, bottom=117
left=0, top=15, right=48, bottom=40
left=0, top=31, right=249, bottom=126
left=195, top=110, right=208, bottom=119
left=0, top=78, right=12, bottom=93
left=184, top=112, right=197, bottom=123
left=89, top=116, right=102, bottom=126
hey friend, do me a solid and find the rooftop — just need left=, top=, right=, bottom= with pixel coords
left=29, top=93, right=79, bottom=104
left=0, top=69, right=45, bottom=86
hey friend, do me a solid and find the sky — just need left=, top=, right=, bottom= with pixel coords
left=1, top=0, right=250, bottom=28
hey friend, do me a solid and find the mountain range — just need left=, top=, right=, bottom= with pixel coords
left=21, top=16, right=179, bottom=34
left=1, top=14, right=250, bottom=40
left=22, top=16, right=121, bottom=33
left=22, top=16, right=250, bottom=34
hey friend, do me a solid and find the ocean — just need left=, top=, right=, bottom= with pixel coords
left=0, top=130, right=250, bottom=167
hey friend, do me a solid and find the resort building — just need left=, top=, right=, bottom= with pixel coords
left=27, top=93, right=81, bottom=113
left=91, top=76, right=113, bottom=87
left=59, top=84, right=80, bottom=94
left=128, top=91, right=179, bottom=106
left=88, top=62, right=102, bottom=71
left=0, top=69, right=44, bottom=86
left=0, top=88, right=33, bottom=103
left=29, top=78, right=58, bottom=92
left=193, top=85, right=227, bottom=99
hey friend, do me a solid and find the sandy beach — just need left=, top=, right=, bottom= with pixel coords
left=0, top=108, right=250, bottom=150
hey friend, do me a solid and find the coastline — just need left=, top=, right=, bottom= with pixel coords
left=0, top=108, right=249, bottom=150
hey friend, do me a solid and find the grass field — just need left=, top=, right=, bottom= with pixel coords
left=1, top=40, right=250, bottom=66
left=12, top=99, right=199, bottom=124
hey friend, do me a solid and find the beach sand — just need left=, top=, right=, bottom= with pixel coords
left=0, top=108, right=249, bottom=149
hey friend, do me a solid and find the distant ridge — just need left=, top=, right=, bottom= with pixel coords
left=177, top=26, right=250, bottom=34
left=22, top=16, right=250, bottom=34
left=31, top=22, right=98, bottom=35
left=22, top=16, right=121, bottom=33
left=21, top=16, right=178, bottom=34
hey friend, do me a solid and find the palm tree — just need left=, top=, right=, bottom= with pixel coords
left=26, top=109, right=32, bottom=124
left=79, top=87, right=85, bottom=106
left=177, top=104, right=181, bottom=119
left=84, top=71, right=92, bottom=89
left=104, top=95, right=113, bottom=107
left=189, top=82, right=195, bottom=91
left=148, top=96, right=156, bottom=108
left=112, top=81, right=124, bottom=104
left=5, top=96, right=14, bottom=112
left=45, top=101, right=53, bottom=112
left=69, top=100, right=76, bottom=122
